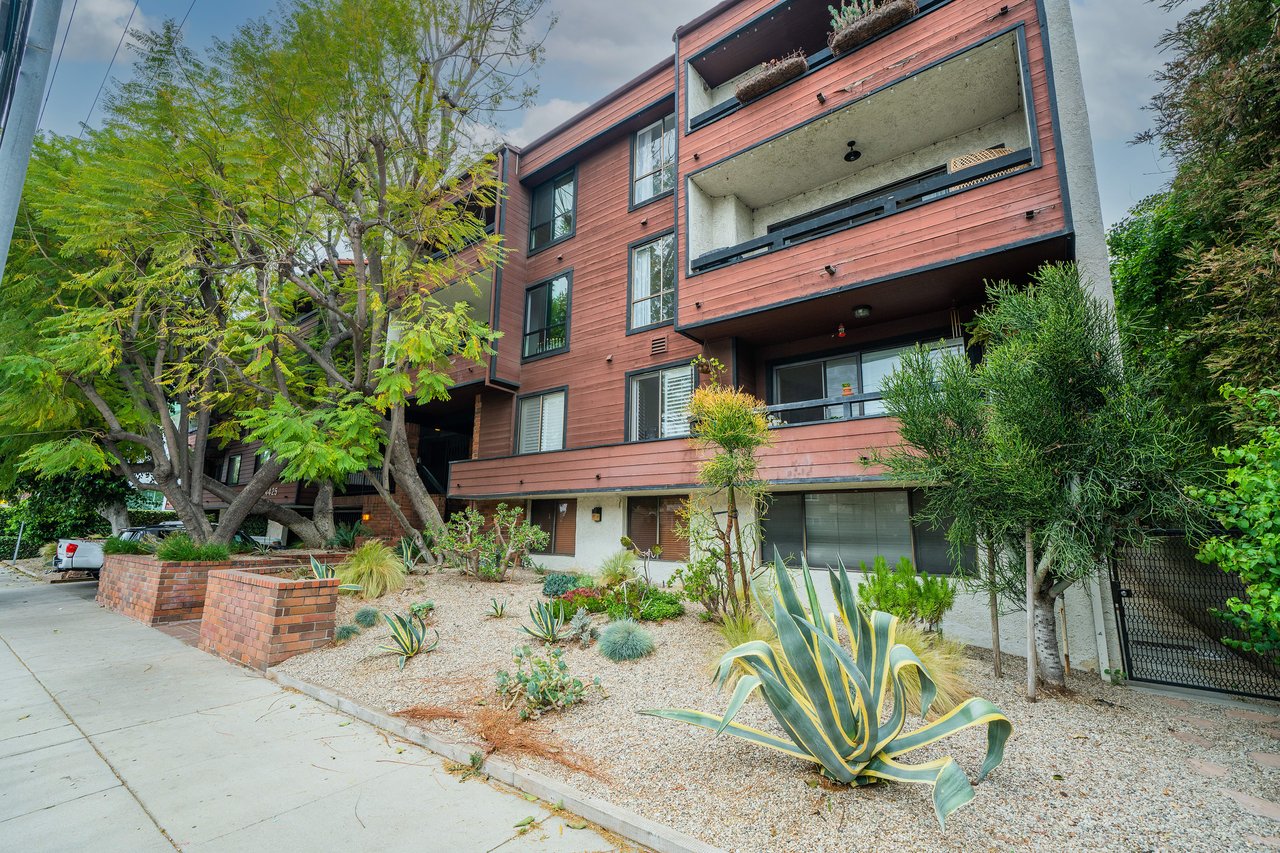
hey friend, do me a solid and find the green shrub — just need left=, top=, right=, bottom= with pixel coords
left=338, top=541, right=407, bottom=599
left=326, top=521, right=372, bottom=550
left=335, top=624, right=361, bottom=642
left=598, top=549, right=637, bottom=588
left=409, top=600, right=435, bottom=619
left=638, top=589, right=685, bottom=622
left=39, top=541, right=57, bottom=563
left=354, top=607, right=380, bottom=628
left=856, top=556, right=956, bottom=631
left=436, top=504, right=548, bottom=582
left=542, top=573, right=581, bottom=598
left=125, top=510, right=181, bottom=528
left=599, top=619, right=655, bottom=661
left=103, top=536, right=149, bottom=555
left=154, top=533, right=230, bottom=562
left=495, top=645, right=600, bottom=720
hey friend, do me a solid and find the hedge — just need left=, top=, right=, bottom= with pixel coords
left=0, top=536, right=43, bottom=560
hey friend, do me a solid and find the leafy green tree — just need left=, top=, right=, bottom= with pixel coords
left=1192, top=387, right=1280, bottom=658
left=1111, top=0, right=1280, bottom=441
left=878, top=264, right=1205, bottom=697
left=0, top=471, right=131, bottom=545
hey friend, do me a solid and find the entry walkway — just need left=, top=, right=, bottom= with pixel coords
left=0, top=566, right=620, bottom=852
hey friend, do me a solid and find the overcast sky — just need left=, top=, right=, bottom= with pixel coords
left=36, top=0, right=1186, bottom=227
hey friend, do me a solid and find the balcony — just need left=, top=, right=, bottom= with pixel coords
left=686, top=30, right=1036, bottom=275
left=447, top=417, right=897, bottom=500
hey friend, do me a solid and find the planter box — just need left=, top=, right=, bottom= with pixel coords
left=829, top=0, right=917, bottom=55
left=97, top=554, right=232, bottom=625
left=735, top=54, right=809, bottom=102
left=199, top=567, right=339, bottom=670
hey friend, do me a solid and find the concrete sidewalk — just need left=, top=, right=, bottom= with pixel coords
left=0, top=566, right=621, bottom=852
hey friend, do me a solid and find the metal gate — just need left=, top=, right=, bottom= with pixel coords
left=1112, top=536, right=1280, bottom=701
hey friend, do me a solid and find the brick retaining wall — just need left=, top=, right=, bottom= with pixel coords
left=97, top=554, right=232, bottom=624
left=198, top=567, right=339, bottom=670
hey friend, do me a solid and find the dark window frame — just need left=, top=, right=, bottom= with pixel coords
left=630, top=113, right=676, bottom=210
left=626, top=230, right=676, bottom=333
left=224, top=453, right=242, bottom=486
left=527, top=498, right=576, bottom=556
left=625, top=494, right=689, bottom=561
left=521, top=270, right=572, bottom=361
left=513, top=387, right=568, bottom=455
left=528, top=168, right=577, bottom=255
left=625, top=359, right=697, bottom=443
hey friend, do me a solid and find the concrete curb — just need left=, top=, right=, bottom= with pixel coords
left=2, top=560, right=43, bottom=581
left=266, top=669, right=725, bottom=853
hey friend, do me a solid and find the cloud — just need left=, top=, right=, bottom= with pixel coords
left=503, top=97, right=592, bottom=146
left=1069, top=0, right=1194, bottom=141
left=57, top=0, right=156, bottom=62
left=538, top=0, right=686, bottom=90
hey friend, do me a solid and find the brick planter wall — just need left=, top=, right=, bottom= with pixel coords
left=198, top=567, right=339, bottom=670
left=97, top=554, right=232, bottom=624
left=229, top=551, right=351, bottom=571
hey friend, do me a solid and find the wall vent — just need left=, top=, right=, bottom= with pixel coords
left=650, top=336, right=668, bottom=356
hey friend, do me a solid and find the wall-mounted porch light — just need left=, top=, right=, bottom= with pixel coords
left=361, top=513, right=371, bottom=522
left=591, top=506, right=603, bottom=523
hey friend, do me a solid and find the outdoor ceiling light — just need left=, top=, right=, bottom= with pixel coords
left=844, top=141, right=862, bottom=163
left=853, top=305, right=872, bottom=319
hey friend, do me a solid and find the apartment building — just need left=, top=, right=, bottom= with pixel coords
left=207, top=0, right=1118, bottom=668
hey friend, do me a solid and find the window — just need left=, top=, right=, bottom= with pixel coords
left=529, top=170, right=575, bottom=252
left=528, top=499, right=577, bottom=556
left=523, top=273, right=570, bottom=358
left=517, top=390, right=566, bottom=454
left=771, top=339, right=962, bottom=423
left=629, top=233, right=675, bottom=330
left=761, top=489, right=973, bottom=573
left=629, top=363, right=695, bottom=441
left=626, top=495, right=688, bottom=561
left=632, top=114, right=675, bottom=205
left=221, top=454, right=242, bottom=486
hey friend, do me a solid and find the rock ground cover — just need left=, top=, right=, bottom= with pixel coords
left=277, top=567, right=1280, bottom=851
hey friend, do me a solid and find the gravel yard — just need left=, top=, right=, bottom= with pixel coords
left=277, top=568, right=1280, bottom=851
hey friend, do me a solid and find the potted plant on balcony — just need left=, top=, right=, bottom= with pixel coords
left=827, top=0, right=918, bottom=56
left=734, top=50, right=809, bottom=103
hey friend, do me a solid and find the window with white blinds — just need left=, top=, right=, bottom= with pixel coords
left=517, top=391, right=566, bottom=454
left=629, top=364, right=695, bottom=441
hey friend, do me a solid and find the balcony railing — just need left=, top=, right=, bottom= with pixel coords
left=764, top=390, right=885, bottom=427
left=690, top=147, right=1034, bottom=274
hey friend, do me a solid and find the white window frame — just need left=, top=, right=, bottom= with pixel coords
left=629, top=233, right=675, bottom=330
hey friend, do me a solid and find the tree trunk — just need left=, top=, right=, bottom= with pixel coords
left=385, top=412, right=446, bottom=534
left=201, top=477, right=327, bottom=547
left=365, top=467, right=433, bottom=566
left=1025, top=527, right=1038, bottom=701
left=209, top=458, right=291, bottom=545
left=98, top=500, right=130, bottom=535
left=1034, top=585, right=1067, bottom=687
left=987, top=542, right=1002, bottom=679
left=312, top=481, right=337, bottom=544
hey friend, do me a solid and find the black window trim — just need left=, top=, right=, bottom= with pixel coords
left=527, top=167, right=578, bottom=257
left=624, top=358, right=698, bottom=444
left=527, top=497, right=576, bottom=556
left=629, top=113, right=677, bottom=211
left=520, top=269, right=573, bottom=363
left=513, top=386, right=570, bottom=456
left=625, top=494, right=689, bottom=559
left=625, top=229, right=677, bottom=335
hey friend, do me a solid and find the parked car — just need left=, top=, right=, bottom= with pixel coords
left=52, top=523, right=259, bottom=577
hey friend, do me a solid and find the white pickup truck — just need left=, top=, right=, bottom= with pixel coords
left=52, top=522, right=267, bottom=577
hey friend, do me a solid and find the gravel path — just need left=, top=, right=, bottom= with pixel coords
left=277, top=569, right=1280, bottom=851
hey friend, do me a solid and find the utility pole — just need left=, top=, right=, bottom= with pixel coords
left=0, top=0, right=64, bottom=286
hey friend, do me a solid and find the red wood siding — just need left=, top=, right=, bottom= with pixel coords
left=518, top=61, right=675, bottom=179
left=491, top=148, right=526, bottom=387
left=676, top=0, right=1066, bottom=326
left=204, top=439, right=300, bottom=508
left=449, top=417, right=897, bottom=499
left=501, top=130, right=699, bottom=453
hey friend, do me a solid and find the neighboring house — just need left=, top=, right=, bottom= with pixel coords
left=206, top=0, right=1120, bottom=669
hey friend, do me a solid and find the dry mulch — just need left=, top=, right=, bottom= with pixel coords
left=278, top=568, right=1280, bottom=851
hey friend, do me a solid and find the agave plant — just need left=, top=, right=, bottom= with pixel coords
left=520, top=600, right=568, bottom=643
left=310, top=556, right=361, bottom=592
left=488, top=597, right=508, bottom=618
left=642, top=558, right=1011, bottom=827
left=380, top=611, right=440, bottom=669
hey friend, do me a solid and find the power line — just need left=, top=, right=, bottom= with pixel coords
left=38, top=0, right=79, bottom=129
left=79, top=0, right=139, bottom=135
left=178, top=0, right=198, bottom=31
